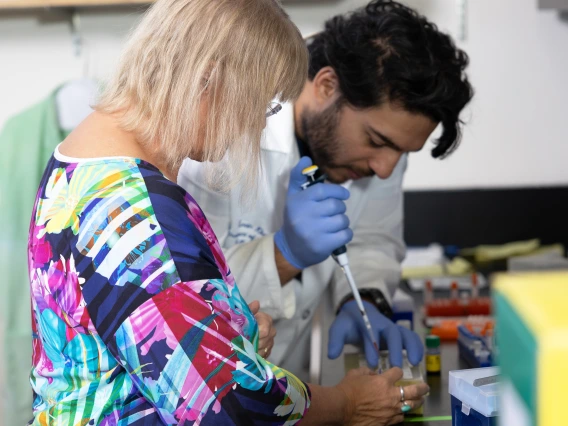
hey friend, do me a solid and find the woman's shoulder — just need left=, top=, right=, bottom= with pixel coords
left=44, top=149, right=205, bottom=223
left=35, top=151, right=224, bottom=284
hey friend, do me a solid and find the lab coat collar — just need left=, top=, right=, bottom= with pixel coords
left=261, top=101, right=297, bottom=154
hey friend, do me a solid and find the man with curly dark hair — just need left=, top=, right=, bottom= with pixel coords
left=179, top=0, right=474, bottom=381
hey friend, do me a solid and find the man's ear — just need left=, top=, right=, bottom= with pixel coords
left=312, top=66, right=341, bottom=106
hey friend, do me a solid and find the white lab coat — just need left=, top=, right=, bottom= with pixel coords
left=178, top=102, right=407, bottom=380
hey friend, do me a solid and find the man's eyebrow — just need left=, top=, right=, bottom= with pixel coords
left=369, top=127, right=402, bottom=152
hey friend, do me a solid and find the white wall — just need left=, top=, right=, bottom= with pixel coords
left=0, top=0, right=567, bottom=190
left=402, top=1, right=568, bottom=190
left=0, top=8, right=141, bottom=123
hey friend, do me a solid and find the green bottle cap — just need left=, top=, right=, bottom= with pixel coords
left=426, top=335, right=441, bottom=348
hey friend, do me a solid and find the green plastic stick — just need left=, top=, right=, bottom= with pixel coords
left=405, top=415, right=453, bottom=422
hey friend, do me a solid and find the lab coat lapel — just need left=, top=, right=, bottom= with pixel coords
left=228, top=103, right=299, bottom=241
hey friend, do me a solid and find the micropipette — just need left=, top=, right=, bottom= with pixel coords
left=302, top=165, right=381, bottom=370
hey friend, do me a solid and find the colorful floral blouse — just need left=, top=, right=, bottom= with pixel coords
left=28, top=148, right=310, bottom=425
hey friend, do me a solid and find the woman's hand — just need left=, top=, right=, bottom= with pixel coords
left=337, top=367, right=430, bottom=426
left=248, top=300, right=276, bottom=359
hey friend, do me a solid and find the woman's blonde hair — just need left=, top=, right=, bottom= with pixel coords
left=97, top=0, right=308, bottom=192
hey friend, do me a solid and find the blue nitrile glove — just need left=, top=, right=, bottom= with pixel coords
left=274, top=157, right=353, bottom=270
left=328, top=300, right=424, bottom=368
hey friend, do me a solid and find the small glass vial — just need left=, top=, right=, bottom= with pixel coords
left=425, top=335, right=441, bottom=375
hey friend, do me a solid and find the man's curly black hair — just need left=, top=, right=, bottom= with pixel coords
left=307, top=0, right=474, bottom=158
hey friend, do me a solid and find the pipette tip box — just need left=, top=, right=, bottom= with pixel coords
left=449, top=367, right=499, bottom=426
left=457, top=324, right=493, bottom=368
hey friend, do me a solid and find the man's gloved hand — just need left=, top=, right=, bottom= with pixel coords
left=328, top=300, right=424, bottom=369
left=274, top=157, right=353, bottom=270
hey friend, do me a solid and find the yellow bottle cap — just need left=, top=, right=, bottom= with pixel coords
left=302, top=165, right=319, bottom=176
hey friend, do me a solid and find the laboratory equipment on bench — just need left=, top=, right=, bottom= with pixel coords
left=424, top=277, right=491, bottom=318
left=457, top=323, right=494, bottom=368
left=494, top=272, right=568, bottom=426
left=427, top=316, right=493, bottom=341
left=391, top=289, right=415, bottom=330
left=425, top=335, right=441, bottom=375
left=408, top=272, right=487, bottom=292
left=449, top=367, right=499, bottom=426
left=302, top=165, right=380, bottom=364
left=344, top=349, right=425, bottom=416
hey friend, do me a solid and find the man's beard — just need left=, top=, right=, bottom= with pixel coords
left=300, top=101, right=343, bottom=180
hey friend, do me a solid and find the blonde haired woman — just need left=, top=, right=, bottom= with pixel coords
left=27, top=0, right=428, bottom=424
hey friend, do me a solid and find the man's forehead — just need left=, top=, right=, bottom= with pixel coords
left=362, top=104, right=438, bottom=150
